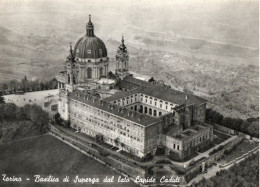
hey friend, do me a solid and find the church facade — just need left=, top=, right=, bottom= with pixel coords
left=56, top=16, right=213, bottom=160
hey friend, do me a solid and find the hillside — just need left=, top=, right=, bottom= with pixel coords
left=0, top=0, right=258, bottom=119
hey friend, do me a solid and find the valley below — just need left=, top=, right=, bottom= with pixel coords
left=0, top=0, right=258, bottom=119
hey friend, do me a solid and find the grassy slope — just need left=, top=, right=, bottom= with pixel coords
left=0, top=134, right=136, bottom=186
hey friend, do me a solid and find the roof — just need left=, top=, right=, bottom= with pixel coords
left=109, top=76, right=207, bottom=105
left=104, top=89, right=139, bottom=102
left=69, top=90, right=161, bottom=127
left=168, top=124, right=209, bottom=140
left=74, top=36, right=107, bottom=59
left=73, top=15, right=107, bottom=59
left=117, top=76, right=152, bottom=89
left=97, top=78, right=116, bottom=85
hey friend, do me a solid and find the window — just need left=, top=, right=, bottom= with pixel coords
left=99, top=49, right=102, bottom=56
left=87, top=67, right=92, bottom=78
left=88, top=50, right=91, bottom=54
left=99, top=67, right=103, bottom=77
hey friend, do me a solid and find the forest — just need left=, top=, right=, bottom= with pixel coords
left=0, top=76, right=58, bottom=95
left=0, top=103, right=49, bottom=143
left=206, top=108, right=259, bottom=138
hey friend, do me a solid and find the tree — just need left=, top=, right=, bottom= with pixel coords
left=114, top=137, right=119, bottom=146
left=121, top=142, right=125, bottom=150
left=148, top=77, right=155, bottom=83
left=107, top=71, right=116, bottom=79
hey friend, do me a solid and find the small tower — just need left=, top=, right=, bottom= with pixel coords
left=115, top=35, right=129, bottom=79
left=65, top=44, right=78, bottom=91
left=86, top=14, right=94, bottom=37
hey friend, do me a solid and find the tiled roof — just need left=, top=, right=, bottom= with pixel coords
left=69, top=90, right=161, bottom=127
left=103, top=89, right=139, bottom=102
left=108, top=76, right=207, bottom=105
left=117, top=76, right=152, bottom=89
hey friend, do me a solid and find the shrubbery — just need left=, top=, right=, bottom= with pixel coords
left=209, top=145, right=224, bottom=155
left=156, top=160, right=172, bottom=164
left=1, top=77, right=58, bottom=95
left=170, top=165, right=186, bottom=175
left=195, top=153, right=259, bottom=187
left=206, top=108, right=259, bottom=137
left=155, top=146, right=165, bottom=155
left=0, top=103, right=49, bottom=142
left=168, top=151, right=182, bottom=161
left=143, top=152, right=153, bottom=161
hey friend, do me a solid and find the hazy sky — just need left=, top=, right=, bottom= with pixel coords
left=0, top=0, right=258, bottom=48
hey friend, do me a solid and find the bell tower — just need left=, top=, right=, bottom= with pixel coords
left=65, top=44, right=79, bottom=92
left=115, top=35, right=129, bottom=79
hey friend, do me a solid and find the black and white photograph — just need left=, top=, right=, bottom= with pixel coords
left=0, top=0, right=259, bottom=186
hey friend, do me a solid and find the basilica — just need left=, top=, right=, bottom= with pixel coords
left=56, top=16, right=213, bottom=160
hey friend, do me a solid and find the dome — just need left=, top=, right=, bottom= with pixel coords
left=74, top=15, right=107, bottom=59
left=74, top=36, right=107, bottom=59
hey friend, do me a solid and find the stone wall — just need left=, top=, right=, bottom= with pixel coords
left=194, top=103, right=206, bottom=123
left=212, top=122, right=259, bottom=142
left=184, top=135, right=243, bottom=183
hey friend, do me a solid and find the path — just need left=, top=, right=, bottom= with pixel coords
left=187, top=146, right=259, bottom=185
left=0, top=133, right=49, bottom=145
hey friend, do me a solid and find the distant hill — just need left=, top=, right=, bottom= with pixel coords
left=0, top=0, right=258, bottom=119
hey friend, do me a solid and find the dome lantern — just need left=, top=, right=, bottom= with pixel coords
left=86, top=14, right=94, bottom=37
left=119, top=35, right=127, bottom=52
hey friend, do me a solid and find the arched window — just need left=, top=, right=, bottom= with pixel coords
left=149, top=108, right=152, bottom=115
left=68, top=74, right=70, bottom=83
left=139, top=105, right=143, bottom=113
left=134, top=105, right=137, bottom=111
left=99, top=67, right=103, bottom=77
left=145, top=107, right=148, bottom=113
left=159, top=112, right=162, bottom=116
left=87, top=67, right=92, bottom=79
left=154, top=110, right=157, bottom=116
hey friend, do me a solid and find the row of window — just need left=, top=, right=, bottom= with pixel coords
left=76, top=48, right=103, bottom=55
left=71, top=99, right=144, bottom=130
left=70, top=101, right=143, bottom=137
left=112, top=93, right=177, bottom=112
left=71, top=113, right=143, bottom=144
left=187, top=133, right=209, bottom=149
